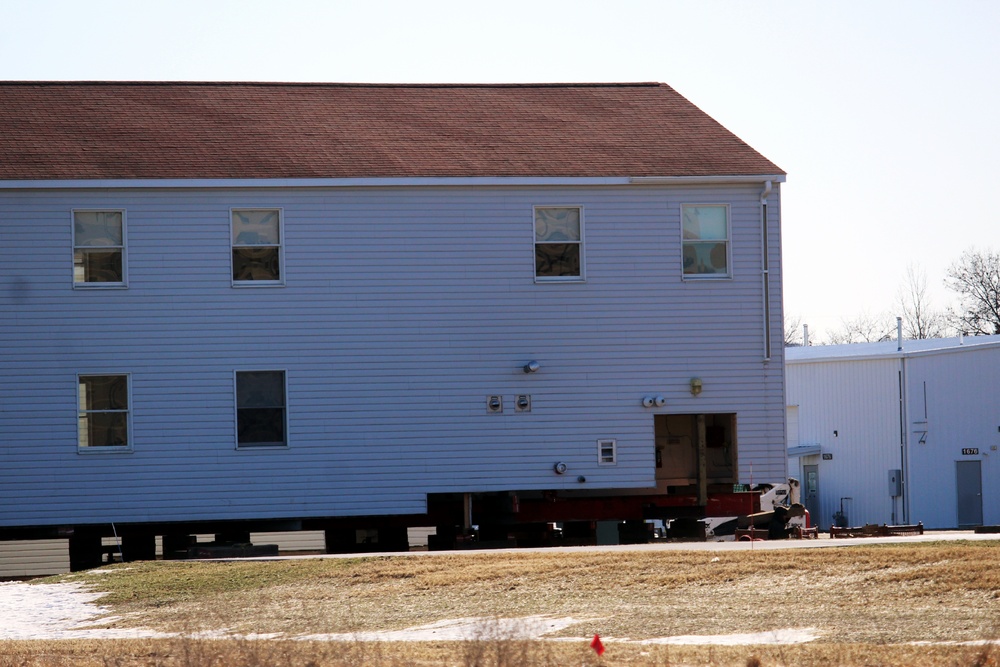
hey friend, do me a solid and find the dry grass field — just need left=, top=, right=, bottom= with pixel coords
left=1, top=540, right=998, bottom=666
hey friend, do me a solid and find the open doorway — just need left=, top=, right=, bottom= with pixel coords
left=654, top=414, right=737, bottom=492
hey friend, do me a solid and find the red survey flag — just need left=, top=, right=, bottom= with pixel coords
left=591, top=634, right=605, bottom=656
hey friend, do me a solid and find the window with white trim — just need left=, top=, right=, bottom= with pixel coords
left=598, top=439, right=617, bottom=465
left=73, top=210, right=126, bottom=285
left=232, top=209, right=282, bottom=284
left=534, top=206, right=583, bottom=280
left=682, top=204, right=730, bottom=278
left=236, top=370, right=287, bottom=448
left=78, top=374, right=130, bottom=450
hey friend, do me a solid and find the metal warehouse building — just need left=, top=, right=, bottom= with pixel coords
left=786, top=334, right=1000, bottom=530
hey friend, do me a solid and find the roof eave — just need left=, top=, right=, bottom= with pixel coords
left=786, top=339, right=1000, bottom=364
left=630, top=175, right=786, bottom=185
left=0, top=174, right=786, bottom=190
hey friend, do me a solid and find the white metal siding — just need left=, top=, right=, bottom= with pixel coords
left=905, top=347, right=999, bottom=528
left=785, top=358, right=903, bottom=529
left=0, top=183, right=785, bottom=528
left=787, top=342, right=1000, bottom=529
left=786, top=406, right=800, bottom=447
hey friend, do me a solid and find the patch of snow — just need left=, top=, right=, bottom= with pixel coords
left=0, top=582, right=820, bottom=645
left=638, top=628, right=821, bottom=645
left=299, top=615, right=583, bottom=642
left=0, top=581, right=170, bottom=640
left=909, top=640, right=1000, bottom=647
left=189, top=629, right=286, bottom=641
left=85, top=568, right=133, bottom=575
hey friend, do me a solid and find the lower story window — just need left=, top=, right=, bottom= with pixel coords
left=78, top=374, right=130, bottom=450
left=236, top=370, right=287, bottom=448
left=598, top=438, right=617, bottom=465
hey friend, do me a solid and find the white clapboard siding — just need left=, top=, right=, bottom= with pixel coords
left=0, top=540, right=70, bottom=578
left=1, top=183, right=786, bottom=529
left=251, top=532, right=326, bottom=553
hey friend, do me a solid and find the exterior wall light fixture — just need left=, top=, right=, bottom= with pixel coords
left=690, top=378, right=703, bottom=396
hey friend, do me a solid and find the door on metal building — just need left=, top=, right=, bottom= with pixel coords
left=956, top=460, right=983, bottom=527
left=803, top=464, right=820, bottom=526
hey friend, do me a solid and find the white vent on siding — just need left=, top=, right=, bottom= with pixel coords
left=598, top=439, right=617, bottom=465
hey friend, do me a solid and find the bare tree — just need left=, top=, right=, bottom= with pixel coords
left=896, top=264, right=948, bottom=339
left=784, top=314, right=803, bottom=347
left=826, top=311, right=894, bottom=345
left=945, top=248, right=1000, bottom=335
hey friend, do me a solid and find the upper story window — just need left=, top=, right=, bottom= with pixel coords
left=78, top=374, right=130, bottom=451
left=534, top=206, right=584, bottom=281
left=236, top=370, right=287, bottom=448
left=73, top=210, right=126, bottom=286
left=232, top=209, right=283, bottom=285
left=682, top=204, right=730, bottom=278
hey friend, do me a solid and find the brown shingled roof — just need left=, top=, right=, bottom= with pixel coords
left=0, top=82, right=783, bottom=181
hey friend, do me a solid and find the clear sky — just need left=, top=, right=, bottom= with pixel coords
left=2, top=0, right=997, bottom=340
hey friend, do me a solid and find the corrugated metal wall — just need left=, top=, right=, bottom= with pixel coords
left=786, top=358, right=903, bottom=529
left=905, top=346, right=998, bottom=527
left=788, top=343, right=1000, bottom=529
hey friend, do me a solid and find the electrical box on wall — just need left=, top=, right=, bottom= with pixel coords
left=888, top=469, right=902, bottom=497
